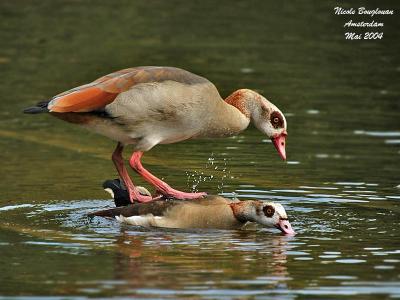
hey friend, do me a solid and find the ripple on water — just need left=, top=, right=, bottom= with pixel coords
left=343, top=190, right=376, bottom=194
left=385, top=139, right=400, bottom=144
left=354, top=130, right=400, bottom=137
left=0, top=204, right=34, bottom=211
left=300, top=185, right=338, bottom=190
left=271, top=189, right=309, bottom=193
left=335, top=182, right=365, bottom=186
left=374, top=265, right=395, bottom=270
left=235, top=189, right=274, bottom=194
left=319, top=255, right=340, bottom=259
left=307, top=194, right=368, bottom=203
left=286, top=251, right=309, bottom=256
left=0, top=191, right=398, bottom=300
left=294, top=257, right=314, bottom=261
left=336, top=259, right=366, bottom=264
left=323, top=275, right=358, bottom=280
left=298, top=284, right=400, bottom=297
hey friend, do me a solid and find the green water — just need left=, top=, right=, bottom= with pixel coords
left=1, top=0, right=399, bottom=298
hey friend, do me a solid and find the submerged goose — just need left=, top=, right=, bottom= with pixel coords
left=89, top=179, right=295, bottom=234
left=24, top=66, right=287, bottom=203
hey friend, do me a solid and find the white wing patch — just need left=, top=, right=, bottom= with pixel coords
left=115, top=214, right=164, bottom=227
left=104, top=188, right=114, bottom=198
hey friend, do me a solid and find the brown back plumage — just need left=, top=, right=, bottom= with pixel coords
left=88, top=196, right=249, bottom=229
left=24, top=67, right=210, bottom=114
left=47, top=67, right=209, bottom=113
left=89, top=195, right=233, bottom=218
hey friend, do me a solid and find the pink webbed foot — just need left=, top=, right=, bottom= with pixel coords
left=129, top=151, right=207, bottom=200
left=127, top=187, right=154, bottom=203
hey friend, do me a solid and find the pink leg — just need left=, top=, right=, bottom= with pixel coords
left=111, top=143, right=153, bottom=203
left=129, top=151, right=207, bottom=200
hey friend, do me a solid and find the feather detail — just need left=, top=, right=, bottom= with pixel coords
left=116, top=214, right=158, bottom=227
left=46, top=66, right=208, bottom=113
left=48, top=86, right=117, bottom=113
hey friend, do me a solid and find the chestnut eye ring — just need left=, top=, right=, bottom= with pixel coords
left=263, top=205, right=275, bottom=217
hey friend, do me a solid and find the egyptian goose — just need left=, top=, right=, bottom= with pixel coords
left=24, top=66, right=288, bottom=203
left=89, top=179, right=295, bottom=234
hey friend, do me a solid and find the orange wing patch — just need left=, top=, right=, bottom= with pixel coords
left=48, top=86, right=117, bottom=113
left=47, top=67, right=208, bottom=113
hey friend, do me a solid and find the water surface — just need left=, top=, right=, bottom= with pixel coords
left=0, top=0, right=399, bottom=299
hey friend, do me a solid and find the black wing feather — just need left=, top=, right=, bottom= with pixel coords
left=23, top=100, right=50, bottom=114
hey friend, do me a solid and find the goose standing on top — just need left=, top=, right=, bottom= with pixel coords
left=24, top=66, right=288, bottom=203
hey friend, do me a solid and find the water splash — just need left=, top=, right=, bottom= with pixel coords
left=186, top=152, right=232, bottom=193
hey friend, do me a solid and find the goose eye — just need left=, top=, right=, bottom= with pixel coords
left=263, top=205, right=275, bottom=217
left=270, top=111, right=283, bottom=128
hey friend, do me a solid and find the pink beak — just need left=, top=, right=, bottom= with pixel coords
left=271, top=132, right=287, bottom=160
left=276, top=219, right=295, bottom=235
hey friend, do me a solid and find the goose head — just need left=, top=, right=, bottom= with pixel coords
left=256, top=202, right=295, bottom=235
left=250, top=95, right=287, bottom=160
left=226, top=89, right=287, bottom=160
left=232, top=200, right=295, bottom=235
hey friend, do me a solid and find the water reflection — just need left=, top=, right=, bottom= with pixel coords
left=0, top=0, right=400, bottom=297
left=0, top=188, right=399, bottom=298
left=110, top=228, right=292, bottom=296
